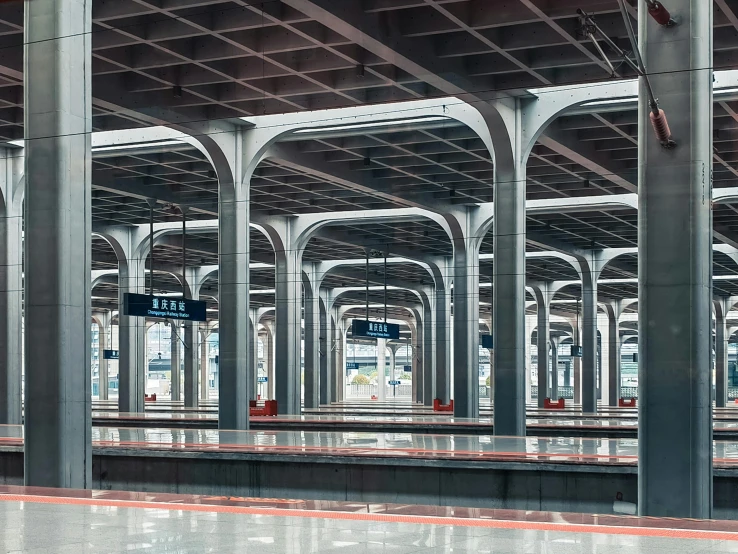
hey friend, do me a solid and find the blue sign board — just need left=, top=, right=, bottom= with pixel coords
left=389, top=380, right=401, bottom=386
left=352, top=319, right=400, bottom=340
left=403, top=365, right=412, bottom=372
left=481, top=334, right=493, bottom=349
left=103, top=349, right=119, bottom=360
left=257, top=376, right=268, bottom=383
left=124, top=293, right=207, bottom=322
left=346, top=362, right=359, bottom=370
left=570, top=345, right=583, bottom=358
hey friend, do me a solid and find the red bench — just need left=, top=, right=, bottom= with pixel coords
left=544, top=398, right=565, bottom=409
left=249, top=399, right=278, bottom=416
left=433, top=399, right=454, bottom=412
left=619, top=398, right=636, bottom=407
left=144, top=393, right=156, bottom=402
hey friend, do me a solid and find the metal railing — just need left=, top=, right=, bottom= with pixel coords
left=346, top=384, right=412, bottom=398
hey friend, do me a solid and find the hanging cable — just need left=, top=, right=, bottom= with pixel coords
left=578, top=7, right=676, bottom=148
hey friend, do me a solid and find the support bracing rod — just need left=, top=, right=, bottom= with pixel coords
left=579, top=6, right=675, bottom=148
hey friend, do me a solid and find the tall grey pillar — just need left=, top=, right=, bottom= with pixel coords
left=638, top=0, right=713, bottom=518
left=170, top=323, right=180, bottom=401
left=551, top=336, right=559, bottom=400
left=413, top=322, right=423, bottom=404
left=97, top=315, right=109, bottom=401
left=388, top=343, right=397, bottom=382
left=265, top=324, right=275, bottom=400
left=303, top=274, right=319, bottom=408
left=274, top=248, right=302, bottom=415
left=0, top=155, right=21, bottom=423
left=423, top=298, right=434, bottom=406
left=318, top=296, right=330, bottom=405
left=118, top=250, right=146, bottom=414
left=199, top=326, right=209, bottom=401
left=494, top=159, right=526, bottom=436
left=328, top=315, right=337, bottom=404
left=199, top=328, right=208, bottom=401
left=377, top=338, right=386, bottom=401
left=335, top=324, right=344, bottom=402
left=435, top=284, right=451, bottom=404
left=715, top=300, right=728, bottom=408
left=453, top=230, right=480, bottom=417
left=535, top=294, right=550, bottom=407
left=581, top=273, right=598, bottom=413
left=218, top=132, right=249, bottom=430
left=248, top=311, right=258, bottom=402
left=24, top=0, right=92, bottom=488
left=183, top=321, right=198, bottom=408
left=608, top=307, right=621, bottom=406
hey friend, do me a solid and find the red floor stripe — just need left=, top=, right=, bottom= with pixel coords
left=1, top=493, right=737, bottom=541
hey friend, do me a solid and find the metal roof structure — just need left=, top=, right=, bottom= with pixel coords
left=5, top=0, right=738, bottom=330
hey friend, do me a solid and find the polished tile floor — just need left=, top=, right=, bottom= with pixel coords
left=2, top=494, right=738, bottom=553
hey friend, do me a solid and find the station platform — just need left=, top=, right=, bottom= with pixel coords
left=88, top=399, right=738, bottom=440
left=1, top=485, right=737, bottom=553
left=3, top=424, right=738, bottom=518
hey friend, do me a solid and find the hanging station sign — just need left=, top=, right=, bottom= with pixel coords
left=481, top=334, right=493, bottom=349
left=403, top=365, right=412, bottom=372
left=570, top=345, right=583, bottom=358
left=346, top=362, right=360, bottom=370
left=351, top=319, right=400, bottom=340
left=123, top=293, right=207, bottom=322
left=103, top=349, right=119, bottom=360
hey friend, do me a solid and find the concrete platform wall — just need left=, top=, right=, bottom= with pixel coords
left=1, top=449, right=737, bottom=519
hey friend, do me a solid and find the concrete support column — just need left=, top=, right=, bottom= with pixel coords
left=716, top=299, right=729, bottom=408
left=413, top=318, right=423, bottom=404
left=302, top=270, right=319, bottom=409
left=318, top=295, right=331, bottom=406
left=199, top=328, right=208, bottom=400
left=183, top=321, right=198, bottom=408
left=93, top=311, right=111, bottom=402
left=262, top=325, right=273, bottom=400
left=435, top=285, right=451, bottom=404
left=118, top=250, right=146, bottom=414
left=571, top=317, right=582, bottom=404
left=422, top=298, right=434, bottom=406
left=453, top=230, right=480, bottom=417
left=534, top=290, right=551, bottom=407
left=388, top=343, right=398, bottom=385
left=581, top=270, right=598, bottom=413
left=335, top=322, right=345, bottom=402
left=377, top=338, right=386, bottom=401
left=607, top=304, right=621, bottom=406
left=493, top=159, right=526, bottom=436
left=0, top=153, right=22, bottom=422
left=274, top=247, right=302, bottom=415
left=525, top=314, right=535, bottom=405
left=24, top=0, right=92, bottom=488
left=638, top=0, right=713, bottom=518
left=329, top=315, right=337, bottom=404
left=248, top=310, right=259, bottom=402
left=265, top=322, right=275, bottom=401
left=551, top=336, right=560, bottom=400
left=170, top=323, right=180, bottom=401
left=218, top=130, right=250, bottom=430
left=199, top=326, right=209, bottom=401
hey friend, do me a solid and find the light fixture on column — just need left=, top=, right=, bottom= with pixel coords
left=173, top=85, right=183, bottom=98
left=644, top=0, right=675, bottom=27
